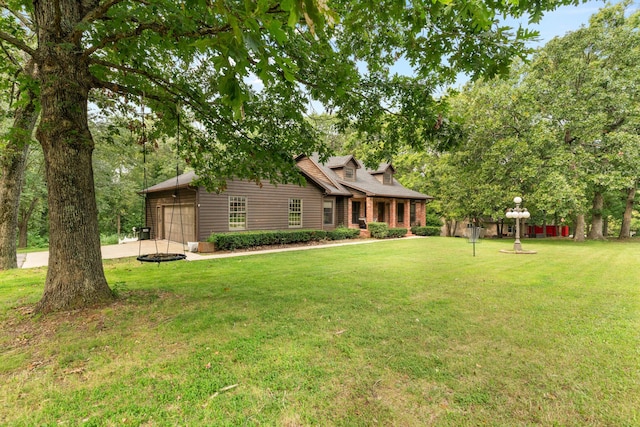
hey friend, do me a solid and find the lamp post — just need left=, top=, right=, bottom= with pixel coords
left=505, top=196, right=530, bottom=252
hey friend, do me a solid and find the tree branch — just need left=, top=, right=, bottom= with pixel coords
left=0, top=29, right=36, bottom=57
left=89, top=58, right=179, bottom=93
left=72, top=0, right=130, bottom=44
left=83, top=18, right=232, bottom=57
left=0, top=41, right=22, bottom=69
left=92, top=77, right=167, bottom=104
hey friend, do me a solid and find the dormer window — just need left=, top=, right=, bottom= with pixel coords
left=344, top=166, right=355, bottom=181
left=383, top=171, right=392, bottom=185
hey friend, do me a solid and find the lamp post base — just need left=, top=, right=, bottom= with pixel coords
left=499, top=249, right=537, bottom=255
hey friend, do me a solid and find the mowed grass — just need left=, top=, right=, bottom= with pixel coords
left=1, top=237, right=639, bottom=426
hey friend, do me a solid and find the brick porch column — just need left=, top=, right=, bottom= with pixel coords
left=404, top=200, right=410, bottom=227
left=418, top=201, right=426, bottom=226
left=366, top=197, right=374, bottom=225
left=390, top=199, right=397, bottom=228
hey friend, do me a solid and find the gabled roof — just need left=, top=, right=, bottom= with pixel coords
left=140, top=167, right=347, bottom=195
left=368, top=163, right=396, bottom=175
left=325, top=155, right=360, bottom=170
left=142, top=154, right=432, bottom=201
left=141, top=171, right=197, bottom=194
left=307, top=154, right=432, bottom=200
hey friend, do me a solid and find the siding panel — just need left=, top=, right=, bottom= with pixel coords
left=197, top=177, right=324, bottom=239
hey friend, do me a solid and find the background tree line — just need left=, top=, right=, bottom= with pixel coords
left=394, top=2, right=640, bottom=241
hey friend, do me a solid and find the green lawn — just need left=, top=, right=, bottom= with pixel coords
left=1, top=237, right=639, bottom=426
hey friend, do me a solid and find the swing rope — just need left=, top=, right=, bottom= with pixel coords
left=136, top=97, right=186, bottom=264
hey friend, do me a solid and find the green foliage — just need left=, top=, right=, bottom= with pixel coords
left=99, top=234, right=120, bottom=246
left=1, top=0, right=574, bottom=192
left=92, top=119, right=185, bottom=236
left=327, top=227, right=361, bottom=241
left=411, top=226, right=441, bottom=236
left=209, top=228, right=361, bottom=250
left=392, top=3, right=640, bottom=241
left=425, top=213, right=442, bottom=227
left=24, top=231, right=48, bottom=248
left=525, top=2, right=640, bottom=230
left=209, top=229, right=329, bottom=251
left=368, top=222, right=388, bottom=239
left=387, top=228, right=407, bottom=239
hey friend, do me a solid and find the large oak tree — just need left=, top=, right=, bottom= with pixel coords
left=527, top=1, right=640, bottom=240
left=0, top=0, right=579, bottom=312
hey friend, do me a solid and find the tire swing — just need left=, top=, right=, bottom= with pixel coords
left=137, top=99, right=187, bottom=264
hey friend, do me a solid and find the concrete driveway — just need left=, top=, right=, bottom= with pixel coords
left=19, top=240, right=192, bottom=269
left=17, top=237, right=388, bottom=269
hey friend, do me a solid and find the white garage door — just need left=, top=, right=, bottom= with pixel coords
left=163, top=204, right=195, bottom=243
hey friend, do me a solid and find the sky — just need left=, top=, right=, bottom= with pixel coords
left=301, top=1, right=634, bottom=112
left=508, top=0, right=611, bottom=47
left=399, top=0, right=633, bottom=91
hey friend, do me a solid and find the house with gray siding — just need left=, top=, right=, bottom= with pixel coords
left=141, top=154, right=432, bottom=243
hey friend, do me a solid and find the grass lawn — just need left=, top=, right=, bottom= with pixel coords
left=1, top=237, right=639, bottom=426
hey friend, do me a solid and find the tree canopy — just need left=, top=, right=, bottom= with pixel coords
left=400, top=2, right=640, bottom=240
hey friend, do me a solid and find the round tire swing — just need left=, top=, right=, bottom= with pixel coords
left=137, top=98, right=187, bottom=264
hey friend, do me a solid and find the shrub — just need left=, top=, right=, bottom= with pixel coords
left=327, top=227, right=361, bottom=240
left=411, top=225, right=441, bottom=236
left=100, top=233, right=119, bottom=245
left=426, top=213, right=443, bottom=227
left=368, top=222, right=388, bottom=239
left=387, top=228, right=407, bottom=238
left=25, top=232, right=49, bottom=249
left=208, top=229, right=328, bottom=251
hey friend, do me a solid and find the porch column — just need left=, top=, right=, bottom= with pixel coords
left=390, top=199, right=397, bottom=228
left=404, top=200, right=410, bottom=227
left=347, top=199, right=354, bottom=228
left=366, top=197, right=374, bottom=225
left=419, top=201, right=426, bottom=226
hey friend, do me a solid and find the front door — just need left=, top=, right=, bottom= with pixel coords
left=352, top=201, right=361, bottom=225
left=377, top=202, right=385, bottom=222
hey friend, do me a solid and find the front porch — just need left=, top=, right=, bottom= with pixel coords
left=346, top=197, right=426, bottom=236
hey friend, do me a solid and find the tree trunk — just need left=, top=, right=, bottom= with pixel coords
left=587, top=192, right=605, bottom=240
left=574, top=214, right=586, bottom=242
left=17, top=196, right=39, bottom=248
left=619, top=185, right=636, bottom=239
left=446, top=219, right=458, bottom=237
left=0, top=94, right=38, bottom=270
left=33, top=0, right=113, bottom=313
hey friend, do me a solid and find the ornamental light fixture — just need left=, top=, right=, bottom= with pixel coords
left=503, top=196, right=535, bottom=254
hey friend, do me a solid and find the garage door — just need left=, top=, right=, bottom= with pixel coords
left=163, top=204, right=195, bottom=243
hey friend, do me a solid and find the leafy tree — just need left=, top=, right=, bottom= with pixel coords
left=17, top=143, right=47, bottom=248
left=92, top=117, right=184, bottom=238
left=527, top=2, right=640, bottom=240
left=0, top=0, right=580, bottom=312
left=0, top=47, right=38, bottom=269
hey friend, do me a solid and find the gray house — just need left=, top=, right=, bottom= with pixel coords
left=141, top=154, right=432, bottom=243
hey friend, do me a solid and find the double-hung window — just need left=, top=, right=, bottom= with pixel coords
left=323, top=200, right=334, bottom=226
left=344, top=167, right=355, bottom=181
left=383, top=172, right=392, bottom=185
left=289, top=198, right=302, bottom=228
left=229, top=196, right=247, bottom=230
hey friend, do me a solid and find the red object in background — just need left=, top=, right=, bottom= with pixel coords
left=527, top=225, right=570, bottom=237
